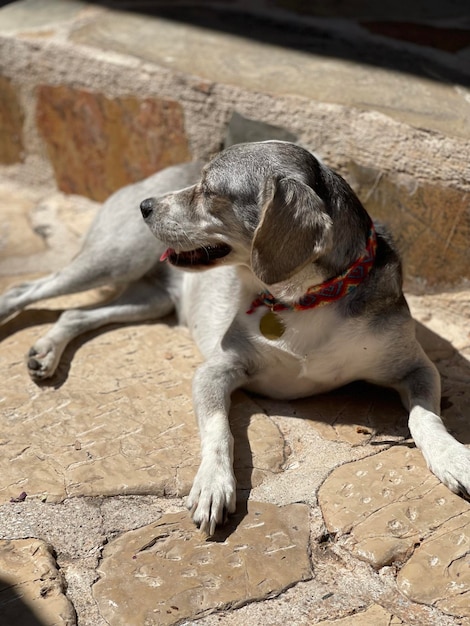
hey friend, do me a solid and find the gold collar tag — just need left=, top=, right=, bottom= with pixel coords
left=259, top=310, right=285, bottom=340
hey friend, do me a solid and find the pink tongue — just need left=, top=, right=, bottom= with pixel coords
left=160, top=248, right=174, bottom=262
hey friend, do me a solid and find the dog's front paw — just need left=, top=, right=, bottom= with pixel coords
left=428, top=443, right=470, bottom=499
left=27, top=339, right=61, bottom=380
left=187, top=460, right=236, bottom=536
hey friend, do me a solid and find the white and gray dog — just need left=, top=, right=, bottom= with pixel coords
left=1, top=141, right=469, bottom=535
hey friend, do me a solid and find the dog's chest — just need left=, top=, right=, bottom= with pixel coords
left=244, top=307, right=380, bottom=399
left=180, top=271, right=383, bottom=400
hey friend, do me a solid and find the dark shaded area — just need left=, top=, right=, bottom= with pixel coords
left=91, top=0, right=470, bottom=86
left=0, top=575, right=50, bottom=626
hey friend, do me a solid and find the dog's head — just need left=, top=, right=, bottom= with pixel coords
left=141, top=141, right=370, bottom=286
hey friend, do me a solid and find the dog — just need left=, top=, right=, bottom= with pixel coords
left=1, top=141, right=469, bottom=536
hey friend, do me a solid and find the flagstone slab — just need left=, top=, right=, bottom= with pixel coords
left=93, top=501, right=311, bottom=626
left=348, top=167, right=470, bottom=287
left=319, top=446, right=470, bottom=569
left=0, top=282, right=285, bottom=503
left=0, top=538, right=75, bottom=625
left=397, top=515, right=470, bottom=618
left=318, top=445, right=470, bottom=620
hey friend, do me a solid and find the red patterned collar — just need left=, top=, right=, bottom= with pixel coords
left=247, top=222, right=377, bottom=314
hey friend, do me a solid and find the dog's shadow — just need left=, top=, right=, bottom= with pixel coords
left=254, top=321, right=470, bottom=446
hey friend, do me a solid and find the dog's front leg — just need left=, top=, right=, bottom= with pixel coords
left=399, top=359, right=470, bottom=498
left=187, top=359, right=248, bottom=536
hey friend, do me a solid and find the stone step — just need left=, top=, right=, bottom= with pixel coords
left=0, top=0, right=469, bottom=287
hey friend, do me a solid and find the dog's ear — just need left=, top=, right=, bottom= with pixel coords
left=251, top=176, right=333, bottom=285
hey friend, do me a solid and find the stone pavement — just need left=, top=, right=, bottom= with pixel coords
left=0, top=0, right=469, bottom=624
left=0, top=173, right=469, bottom=626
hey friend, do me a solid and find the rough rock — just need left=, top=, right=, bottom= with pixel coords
left=0, top=183, right=97, bottom=276
left=36, top=85, right=191, bottom=201
left=397, top=515, right=470, bottom=618
left=318, top=603, right=404, bottom=625
left=0, top=538, right=76, bottom=626
left=0, top=183, right=43, bottom=262
left=319, top=446, right=470, bottom=569
left=348, top=165, right=470, bottom=286
left=93, top=501, right=311, bottom=626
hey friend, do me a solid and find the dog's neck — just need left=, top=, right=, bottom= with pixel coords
left=265, top=264, right=329, bottom=303
left=244, top=222, right=377, bottom=313
left=237, top=263, right=327, bottom=308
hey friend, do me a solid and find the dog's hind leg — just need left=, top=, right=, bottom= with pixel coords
left=0, top=161, right=200, bottom=323
left=0, top=271, right=94, bottom=323
left=394, top=350, right=470, bottom=498
left=26, top=276, right=174, bottom=380
left=0, top=245, right=156, bottom=323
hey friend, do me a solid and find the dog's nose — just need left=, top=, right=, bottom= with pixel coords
left=140, top=197, right=156, bottom=220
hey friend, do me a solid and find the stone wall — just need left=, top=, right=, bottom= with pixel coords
left=0, top=0, right=469, bottom=288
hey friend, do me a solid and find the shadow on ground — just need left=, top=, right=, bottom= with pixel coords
left=93, top=0, right=470, bottom=86
left=0, top=576, right=51, bottom=626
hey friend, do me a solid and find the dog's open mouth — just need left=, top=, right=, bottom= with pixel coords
left=160, top=244, right=232, bottom=267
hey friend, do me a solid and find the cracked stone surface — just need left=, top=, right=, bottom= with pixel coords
left=0, top=305, right=284, bottom=503
left=318, top=447, right=470, bottom=620
left=397, top=514, right=470, bottom=617
left=319, top=446, right=470, bottom=571
left=93, top=501, right=311, bottom=626
left=0, top=538, right=75, bottom=625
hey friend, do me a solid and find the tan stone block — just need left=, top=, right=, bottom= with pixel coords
left=36, top=85, right=191, bottom=201
left=93, top=501, right=311, bottom=625
left=348, top=164, right=470, bottom=286
left=318, top=446, right=469, bottom=568
left=0, top=76, right=24, bottom=164
left=398, top=515, right=470, bottom=618
left=0, top=539, right=75, bottom=625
